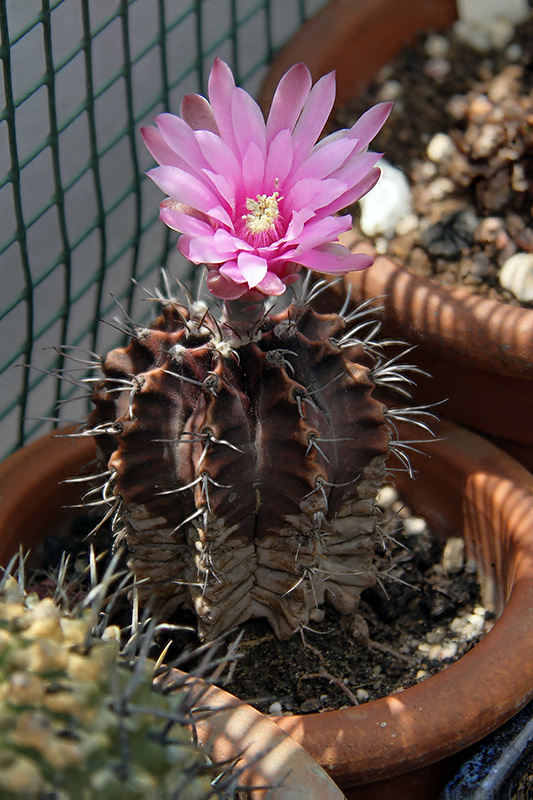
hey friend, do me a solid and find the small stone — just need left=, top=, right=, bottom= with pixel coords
left=299, top=697, right=322, bottom=713
left=426, top=132, right=456, bottom=163
left=356, top=688, right=369, bottom=703
left=416, top=669, right=428, bottom=680
left=505, top=42, right=523, bottom=61
left=395, top=213, right=418, bottom=236
left=376, top=485, right=399, bottom=509
left=430, top=641, right=458, bottom=660
left=268, top=701, right=282, bottom=715
left=376, top=79, right=403, bottom=102
left=488, top=17, right=515, bottom=49
left=457, top=0, right=529, bottom=26
left=309, top=607, right=325, bottom=622
left=454, top=20, right=491, bottom=51
left=427, top=177, right=454, bottom=200
left=359, top=160, right=413, bottom=237
left=423, top=57, right=451, bottom=81
left=424, top=33, right=450, bottom=59
left=403, top=516, right=428, bottom=536
left=499, top=253, right=533, bottom=302
left=442, top=537, right=465, bottom=574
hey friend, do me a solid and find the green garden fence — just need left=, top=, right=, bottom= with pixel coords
left=0, top=0, right=329, bottom=460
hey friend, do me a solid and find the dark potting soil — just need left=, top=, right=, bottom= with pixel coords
left=333, top=12, right=533, bottom=307
left=37, top=486, right=492, bottom=717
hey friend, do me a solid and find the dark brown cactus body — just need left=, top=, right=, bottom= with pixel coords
left=89, top=298, right=389, bottom=639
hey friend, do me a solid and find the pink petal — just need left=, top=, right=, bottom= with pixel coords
left=256, top=271, right=286, bottom=295
left=147, top=166, right=220, bottom=214
left=155, top=113, right=206, bottom=169
left=195, top=130, right=242, bottom=189
left=349, top=102, right=393, bottom=152
left=295, top=243, right=374, bottom=273
left=264, top=128, right=293, bottom=189
left=186, top=234, right=237, bottom=264
left=219, top=260, right=246, bottom=283
left=208, top=59, right=238, bottom=153
left=295, top=214, right=352, bottom=250
left=286, top=136, right=358, bottom=186
left=237, top=252, right=268, bottom=288
left=266, top=63, right=313, bottom=143
left=291, top=71, right=336, bottom=165
left=320, top=167, right=381, bottom=216
left=180, top=94, right=219, bottom=133
left=207, top=269, right=248, bottom=299
left=241, top=141, right=265, bottom=196
left=285, top=177, right=347, bottom=213
left=159, top=201, right=213, bottom=236
left=202, top=169, right=236, bottom=210
left=141, top=126, right=183, bottom=168
left=231, top=87, right=267, bottom=161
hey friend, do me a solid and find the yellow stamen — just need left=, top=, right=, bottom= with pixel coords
left=243, top=191, right=281, bottom=235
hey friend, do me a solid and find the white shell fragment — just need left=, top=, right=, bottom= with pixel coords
left=499, top=253, right=533, bottom=302
left=359, top=159, right=413, bottom=237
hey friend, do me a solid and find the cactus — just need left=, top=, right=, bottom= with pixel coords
left=69, top=60, right=430, bottom=641
left=0, top=556, right=230, bottom=799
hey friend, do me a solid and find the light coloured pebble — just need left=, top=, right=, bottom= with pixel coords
left=376, top=485, right=399, bottom=509
left=403, top=516, right=428, bottom=536
left=423, top=57, right=451, bottom=80
left=356, top=689, right=370, bottom=703
left=426, top=132, right=456, bottom=163
left=428, top=177, right=455, bottom=200
left=424, top=33, right=450, bottom=59
left=359, top=159, right=413, bottom=237
left=416, top=669, right=428, bottom=680
left=505, top=42, right=523, bottom=61
left=429, top=642, right=458, bottom=660
left=309, top=607, right=325, bottom=623
left=441, top=537, right=465, bottom=574
left=488, top=17, right=515, bottom=49
left=499, top=253, right=533, bottom=302
left=456, top=0, right=529, bottom=26
left=395, top=213, right=418, bottom=236
left=454, top=19, right=492, bottom=50
left=268, top=701, right=282, bottom=715
left=376, top=79, right=403, bottom=102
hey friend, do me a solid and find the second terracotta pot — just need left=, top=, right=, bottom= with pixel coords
left=260, top=0, right=533, bottom=470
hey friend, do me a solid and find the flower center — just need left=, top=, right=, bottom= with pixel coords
left=243, top=192, right=281, bottom=235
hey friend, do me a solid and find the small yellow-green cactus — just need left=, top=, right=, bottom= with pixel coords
left=0, top=569, right=222, bottom=800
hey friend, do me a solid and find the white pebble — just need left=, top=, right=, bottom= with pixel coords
left=499, top=253, right=533, bottom=302
left=488, top=17, right=515, bottom=49
left=424, top=33, right=450, bottom=59
left=309, top=607, right=325, bottom=622
left=376, top=485, right=399, bottom=509
left=395, top=213, right=418, bottom=236
left=454, top=19, right=492, bottom=50
left=268, top=701, right=282, bottom=715
left=359, top=160, right=413, bottom=237
left=403, top=516, right=428, bottom=536
left=457, top=0, right=529, bottom=26
left=426, top=132, right=456, bottom=163
left=442, top=538, right=465, bottom=574
left=428, top=177, right=455, bottom=200
left=505, top=42, right=523, bottom=61
left=377, top=79, right=403, bottom=102
left=356, top=689, right=369, bottom=702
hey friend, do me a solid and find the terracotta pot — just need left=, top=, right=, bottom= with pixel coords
left=259, top=0, right=533, bottom=472
left=0, top=431, right=344, bottom=800
left=1, top=421, right=532, bottom=799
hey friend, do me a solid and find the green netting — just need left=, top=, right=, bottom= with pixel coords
left=0, top=0, right=329, bottom=459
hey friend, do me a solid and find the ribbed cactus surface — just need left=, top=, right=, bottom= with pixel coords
left=0, top=574, right=220, bottom=799
left=89, top=291, right=390, bottom=640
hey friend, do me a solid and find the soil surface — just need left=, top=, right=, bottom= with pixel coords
left=37, top=485, right=492, bottom=717
left=333, top=12, right=533, bottom=306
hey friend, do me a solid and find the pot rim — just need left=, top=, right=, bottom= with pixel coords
left=0, top=420, right=532, bottom=788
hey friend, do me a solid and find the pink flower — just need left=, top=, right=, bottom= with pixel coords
left=142, top=59, right=391, bottom=300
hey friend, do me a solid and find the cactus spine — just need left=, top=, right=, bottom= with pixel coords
left=0, top=557, right=226, bottom=799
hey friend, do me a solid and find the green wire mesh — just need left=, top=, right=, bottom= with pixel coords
left=0, top=0, right=330, bottom=459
